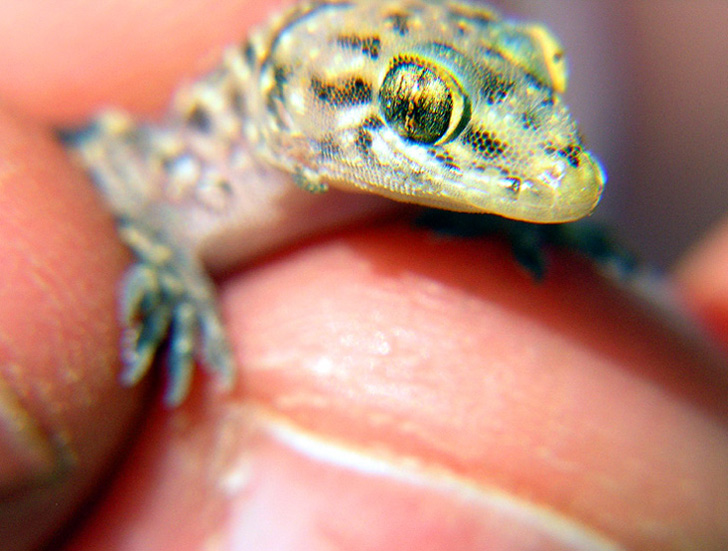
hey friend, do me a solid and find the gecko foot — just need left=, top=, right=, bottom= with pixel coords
left=117, top=219, right=234, bottom=406
left=416, top=209, right=636, bottom=280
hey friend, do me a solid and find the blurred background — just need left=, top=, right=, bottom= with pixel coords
left=494, top=1, right=727, bottom=269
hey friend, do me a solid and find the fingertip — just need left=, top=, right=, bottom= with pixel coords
left=0, top=106, right=145, bottom=550
left=223, top=225, right=728, bottom=548
left=0, top=0, right=291, bottom=124
left=52, top=224, right=728, bottom=549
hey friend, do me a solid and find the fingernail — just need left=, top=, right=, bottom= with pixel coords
left=0, top=377, right=62, bottom=496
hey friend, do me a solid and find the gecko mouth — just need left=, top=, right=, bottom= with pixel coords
left=436, top=150, right=606, bottom=223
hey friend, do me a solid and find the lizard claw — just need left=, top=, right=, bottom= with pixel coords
left=117, top=219, right=235, bottom=406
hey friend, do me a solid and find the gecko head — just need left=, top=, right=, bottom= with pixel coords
left=249, top=0, right=605, bottom=223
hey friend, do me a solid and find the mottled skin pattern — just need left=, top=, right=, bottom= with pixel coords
left=70, top=0, right=605, bottom=405
left=247, top=0, right=604, bottom=220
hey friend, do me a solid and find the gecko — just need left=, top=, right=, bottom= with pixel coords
left=67, top=0, right=606, bottom=405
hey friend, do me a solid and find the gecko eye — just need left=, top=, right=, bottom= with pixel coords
left=379, top=56, right=470, bottom=145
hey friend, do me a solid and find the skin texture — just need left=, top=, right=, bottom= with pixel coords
left=0, top=1, right=726, bottom=550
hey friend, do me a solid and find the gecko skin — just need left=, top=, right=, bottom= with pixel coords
left=70, top=0, right=606, bottom=405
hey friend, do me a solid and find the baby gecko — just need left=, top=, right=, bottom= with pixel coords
left=68, top=0, right=606, bottom=405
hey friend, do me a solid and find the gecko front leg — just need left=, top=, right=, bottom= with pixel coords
left=69, top=108, right=240, bottom=405
left=116, top=217, right=233, bottom=406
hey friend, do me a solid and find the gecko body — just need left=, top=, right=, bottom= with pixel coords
left=71, top=0, right=605, bottom=404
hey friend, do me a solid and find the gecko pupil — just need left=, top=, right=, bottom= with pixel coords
left=379, top=61, right=452, bottom=144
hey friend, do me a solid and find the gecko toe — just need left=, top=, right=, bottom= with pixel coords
left=200, top=311, right=236, bottom=389
left=119, top=266, right=174, bottom=386
left=116, top=242, right=234, bottom=405
left=164, top=302, right=198, bottom=406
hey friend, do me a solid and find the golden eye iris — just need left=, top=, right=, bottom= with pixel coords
left=379, top=57, right=469, bottom=145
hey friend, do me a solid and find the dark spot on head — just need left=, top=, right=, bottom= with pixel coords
left=545, top=143, right=582, bottom=168
left=504, top=176, right=521, bottom=195
left=525, top=71, right=545, bottom=88
left=355, top=128, right=373, bottom=155
left=362, top=115, right=384, bottom=129
left=481, top=68, right=515, bottom=105
left=386, top=12, right=410, bottom=35
left=318, top=136, right=342, bottom=161
left=521, top=110, right=539, bottom=130
left=427, top=147, right=461, bottom=172
left=311, top=76, right=372, bottom=106
left=462, top=126, right=507, bottom=159
left=560, top=144, right=582, bottom=168
left=336, top=34, right=381, bottom=59
left=539, top=95, right=555, bottom=108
